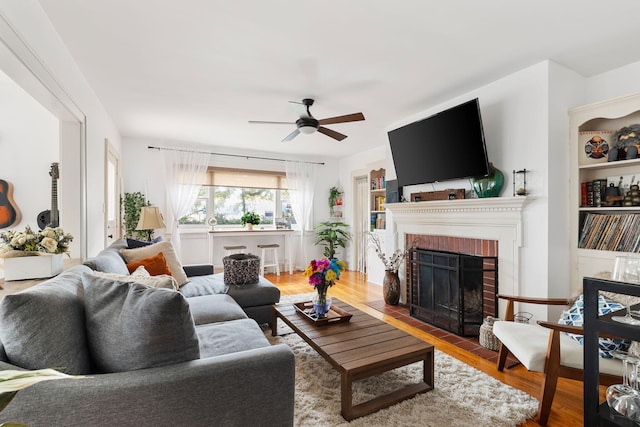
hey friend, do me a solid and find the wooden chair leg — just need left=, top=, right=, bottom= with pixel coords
left=497, top=343, right=509, bottom=371
left=537, top=330, right=561, bottom=426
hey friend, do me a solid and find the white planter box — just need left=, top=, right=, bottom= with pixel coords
left=4, top=253, right=63, bottom=281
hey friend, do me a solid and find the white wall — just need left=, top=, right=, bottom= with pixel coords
left=0, top=1, right=122, bottom=257
left=586, top=60, right=640, bottom=104
left=0, top=70, right=58, bottom=231
left=340, top=61, right=588, bottom=321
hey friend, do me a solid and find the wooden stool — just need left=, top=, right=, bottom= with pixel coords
left=224, top=245, right=247, bottom=256
left=257, top=244, right=280, bottom=276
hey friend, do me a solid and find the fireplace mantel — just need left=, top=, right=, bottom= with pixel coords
left=384, top=197, right=528, bottom=303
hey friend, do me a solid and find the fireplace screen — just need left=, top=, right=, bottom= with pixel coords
left=409, top=248, right=498, bottom=336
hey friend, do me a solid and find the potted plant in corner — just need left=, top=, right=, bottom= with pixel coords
left=314, top=220, right=350, bottom=259
left=328, top=186, right=342, bottom=217
left=240, top=211, right=261, bottom=231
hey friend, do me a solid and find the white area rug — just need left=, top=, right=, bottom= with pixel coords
left=271, top=294, right=538, bottom=427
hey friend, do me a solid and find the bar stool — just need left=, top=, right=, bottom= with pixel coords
left=257, top=243, right=280, bottom=276
left=224, top=245, right=247, bottom=256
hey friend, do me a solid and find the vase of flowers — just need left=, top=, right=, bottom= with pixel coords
left=368, top=232, right=406, bottom=305
left=304, top=257, right=346, bottom=318
left=0, top=226, right=74, bottom=281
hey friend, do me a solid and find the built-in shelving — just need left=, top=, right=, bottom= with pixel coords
left=370, top=168, right=386, bottom=230
left=569, top=92, right=640, bottom=291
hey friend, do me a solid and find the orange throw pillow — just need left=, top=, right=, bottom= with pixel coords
left=126, top=252, right=173, bottom=277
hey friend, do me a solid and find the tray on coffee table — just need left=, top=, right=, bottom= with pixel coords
left=293, top=301, right=352, bottom=325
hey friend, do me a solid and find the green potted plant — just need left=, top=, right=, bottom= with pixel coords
left=121, top=192, right=150, bottom=239
left=328, top=186, right=342, bottom=217
left=240, top=211, right=261, bottom=230
left=314, top=220, right=351, bottom=259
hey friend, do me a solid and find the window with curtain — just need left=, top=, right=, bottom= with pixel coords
left=179, top=168, right=294, bottom=228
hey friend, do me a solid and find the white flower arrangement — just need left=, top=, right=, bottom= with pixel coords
left=0, top=226, right=73, bottom=258
left=368, top=232, right=406, bottom=273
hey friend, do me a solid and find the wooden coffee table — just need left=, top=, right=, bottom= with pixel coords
left=272, top=298, right=434, bottom=421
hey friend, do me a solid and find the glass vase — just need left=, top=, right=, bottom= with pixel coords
left=472, top=163, right=505, bottom=198
left=312, top=288, right=332, bottom=318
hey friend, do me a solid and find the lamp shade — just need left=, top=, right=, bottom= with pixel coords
left=136, top=206, right=167, bottom=230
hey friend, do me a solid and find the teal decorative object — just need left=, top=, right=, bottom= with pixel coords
left=472, top=163, right=505, bottom=198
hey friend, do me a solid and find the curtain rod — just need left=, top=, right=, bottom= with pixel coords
left=147, top=145, right=325, bottom=165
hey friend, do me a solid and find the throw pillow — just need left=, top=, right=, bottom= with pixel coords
left=82, top=273, right=200, bottom=373
left=0, top=267, right=93, bottom=374
left=558, top=293, right=630, bottom=358
left=91, top=267, right=179, bottom=291
left=120, top=241, right=188, bottom=286
left=126, top=236, right=163, bottom=249
left=125, top=251, right=173, bottom=277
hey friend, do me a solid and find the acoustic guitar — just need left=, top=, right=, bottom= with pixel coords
left=37, top=162, right=60, bottom=229
left=0, top=178, right=20, bottom=229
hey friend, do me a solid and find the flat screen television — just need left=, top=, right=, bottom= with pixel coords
left=388, top=98, right=489, bottom=187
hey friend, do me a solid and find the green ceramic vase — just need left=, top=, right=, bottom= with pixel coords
left=472, top=163, right=505, bottom=198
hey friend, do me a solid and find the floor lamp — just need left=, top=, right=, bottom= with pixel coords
left=136, top=206, right=166, bottom=241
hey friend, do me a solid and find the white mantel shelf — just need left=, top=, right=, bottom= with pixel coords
left=384, top=196, right=528, bottom=215
left=384, top=196, right=529, bottom=302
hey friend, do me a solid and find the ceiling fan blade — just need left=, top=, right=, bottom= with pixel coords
left=282, top=128, right=301, bottom=142
left=318, top=112, right=365, bottom=125
left=317, top=126, right=347, bottom=141
left=248, top=120, right=295, bottom=125
left=289, top=101, right=312, bottom=119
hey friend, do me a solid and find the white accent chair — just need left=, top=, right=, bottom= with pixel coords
left=492, top=294, right=622, bottom=426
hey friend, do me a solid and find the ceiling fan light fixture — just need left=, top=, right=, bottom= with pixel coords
left=299, top=125, right=317, bottom=134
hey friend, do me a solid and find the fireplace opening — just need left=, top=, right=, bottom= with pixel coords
left=409, top=248, right=498, bottom=336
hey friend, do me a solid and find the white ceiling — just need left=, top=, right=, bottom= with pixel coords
left=37, top=0, right=640, bottom=158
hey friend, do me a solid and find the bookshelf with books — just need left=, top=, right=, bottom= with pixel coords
left=370, top=168, right=386, bottom=230
left=570, top=92, right=640, bottom=291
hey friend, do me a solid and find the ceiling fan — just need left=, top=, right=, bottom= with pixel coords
left=249, top=98, right=365, bottom=142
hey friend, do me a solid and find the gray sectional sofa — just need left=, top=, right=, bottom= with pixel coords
left=0, top=239, right=294, bottom=426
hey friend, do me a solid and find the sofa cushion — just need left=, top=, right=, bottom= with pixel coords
left=181, top=273, right=280, bottom=308
left=92, top=267, right=179, bottom=291
left=0, top=265, right=93, bottom=374
left=180, top=273, right=228, bottom=297
left=120, top=241, right=188, bottom=286
left=125, top=251, right=173, bottom=276
left=188, top=294, right=248, bottom=325
left=84, top=249, right=129, bottom=276
left=196, top=318, right=270, bottom=358
left=558, top=293, right=630, bottom=358
left=82, top=273, right=200, bottom=373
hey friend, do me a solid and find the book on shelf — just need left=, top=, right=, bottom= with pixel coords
left=580, top=179, right=607, bottom=207
left=371, top=176, right=385, bottom=190
left=578, top=212, right=640, bottom=252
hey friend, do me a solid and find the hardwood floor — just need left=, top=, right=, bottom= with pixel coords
left=265, top=270, right=596, bottom=427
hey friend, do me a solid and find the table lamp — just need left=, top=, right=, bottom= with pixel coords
left=136, top=206, right=166, bottom=241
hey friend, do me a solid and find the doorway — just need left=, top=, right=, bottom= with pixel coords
left=105, top=139, right=120, bottom=246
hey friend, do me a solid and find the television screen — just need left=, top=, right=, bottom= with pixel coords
left=388, top=98, right=489, bottom=187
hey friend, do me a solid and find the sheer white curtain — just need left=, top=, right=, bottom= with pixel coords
left=285, top=160, right=319, bottom=265
left=162, top=149, right=210, bottom=257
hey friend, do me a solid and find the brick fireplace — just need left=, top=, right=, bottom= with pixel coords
left=405, top=234, right=498, bottom=314
left=384, top=197, right=526, bottom=306
left=406, top=238, right=498, bottom=335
